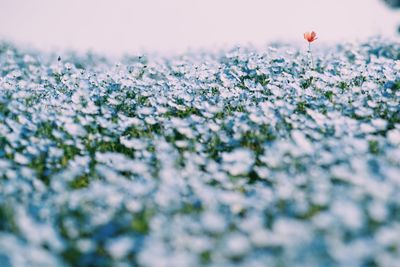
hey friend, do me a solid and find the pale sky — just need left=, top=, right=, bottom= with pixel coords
left=0, top=0, right=398, bottom=55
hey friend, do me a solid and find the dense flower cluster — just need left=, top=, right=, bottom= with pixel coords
left=0, top=38, right=399, bottom=267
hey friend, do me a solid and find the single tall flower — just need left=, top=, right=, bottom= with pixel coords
left=304, top=31, right=317, bottom=43
left=304, top=31, right=317, bottom=69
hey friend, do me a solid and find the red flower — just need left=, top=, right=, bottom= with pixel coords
left=304, top=31, right=317, bottom=43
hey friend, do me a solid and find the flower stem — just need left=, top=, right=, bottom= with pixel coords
left=308, top=43, right=314, bottom=70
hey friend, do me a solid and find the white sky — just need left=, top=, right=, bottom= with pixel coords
left=0, top=0, right=398, bottom=55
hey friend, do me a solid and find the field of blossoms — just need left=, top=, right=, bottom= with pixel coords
left=0, top=38, right=399, bottom=267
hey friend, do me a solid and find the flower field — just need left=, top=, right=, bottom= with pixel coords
left=0, top=38, right=399, bottom=267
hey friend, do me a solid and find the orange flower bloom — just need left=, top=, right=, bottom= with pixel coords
left=304, top=31, right=317, bottom=42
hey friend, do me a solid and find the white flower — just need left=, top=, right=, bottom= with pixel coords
left=106, top=237, right=133, bottom=259
left=387, top=129, right=400, bottom=145
left=222, top=148, right=255, bottom=176
left=64, top=122, right=87, bottom=137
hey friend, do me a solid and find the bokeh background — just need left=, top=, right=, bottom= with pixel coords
left=0, top=0, right=399, bottom=55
